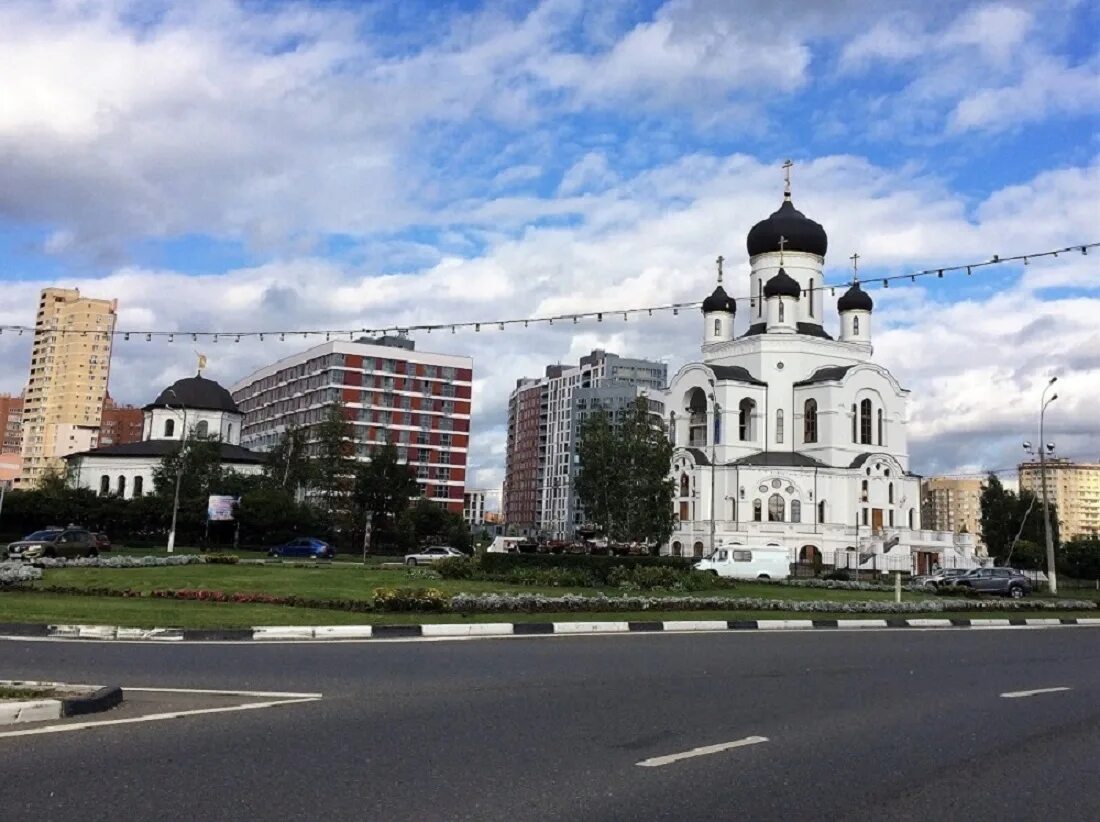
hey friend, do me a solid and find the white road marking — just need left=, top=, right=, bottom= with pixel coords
left=636, top=735, right=769, bottom=767
left=1000, top=686, right=1072, bottom=699
left=0, top=687, right=322, bottom=739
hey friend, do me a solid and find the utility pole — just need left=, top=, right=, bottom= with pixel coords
left=1039, top=378, right=1059, bottom=595
left=165, top=390, right=187, bottom=554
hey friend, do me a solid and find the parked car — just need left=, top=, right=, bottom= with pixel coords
left=5, top=528, right=100, bottom=560
left=911, top=568, right=969, bottom=590
left=268, top=537, right=335, bottom=559
left=94, top=533, right=112, bottom=552
left=404, top=546, right=465, bottom=565
left=945, top=567, right=1032, bottom=598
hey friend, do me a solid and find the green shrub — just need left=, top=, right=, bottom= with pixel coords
left=822, top=570, right=850, bottom=581
left=502, top=566, right=599, bottom=587
left=203, top=553, right=240, bottom=565
left=372, top=586, right=447, bottom=611
left=938, top=585, right=983, bottom=599
left=606, top=565, right=732, bottom=592
left=434, top=557, right=476, bottom=579
left=477, top=553, right=693, bottom=581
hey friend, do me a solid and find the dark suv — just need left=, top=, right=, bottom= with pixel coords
left=946, top=567, right=1032, bottom=598
left=5, top=528, right=100, bottom=560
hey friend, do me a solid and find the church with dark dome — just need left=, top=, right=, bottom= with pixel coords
left=662, top=168, right=979, bottom=575
left=66, top=372, right=263, bottom=500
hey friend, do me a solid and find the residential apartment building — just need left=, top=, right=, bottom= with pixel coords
left=504, top=350, right=666, bottom=538
left=99, top=395, right=144, bottom=447
left=1018, top=458, right=1100, bottom=540
left=463, top=489, right=487, bottom=527
left=921, top=477, right=985, bottom=549
left=231, top=336, right=473, bottom=513
left=17, top=288, right=117, bottom=487
left=0, top=393, right=24, bottom=455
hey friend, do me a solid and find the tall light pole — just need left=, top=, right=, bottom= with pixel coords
left=164, top=389, right=188, bottom=554
left=1038, top=378, right=1058, bottom=594
left=708, top=383, right=719, bottom=555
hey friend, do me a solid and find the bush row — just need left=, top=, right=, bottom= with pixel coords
left=32, top=555, right=204, bottom=569
left=475, top=552, right=695, bottom=576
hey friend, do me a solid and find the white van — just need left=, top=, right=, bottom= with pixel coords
left=486, top=536, right=523, bottom=554
left=693, top=546, right=791, bottom=581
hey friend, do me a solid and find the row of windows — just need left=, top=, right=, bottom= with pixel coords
left=99, top=475, right=143, bottom=496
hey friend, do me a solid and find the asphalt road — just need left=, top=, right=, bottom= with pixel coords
left=1, top=628, right=1098, bottom=821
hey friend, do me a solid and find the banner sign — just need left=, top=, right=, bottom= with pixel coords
left=207, top=495, right=236, bottom=522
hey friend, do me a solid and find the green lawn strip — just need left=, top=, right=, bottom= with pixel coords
left=0, top=685, right=54, bottom=700
left=0, top=593, right=1095, bottom=629
left=33, top=565, right=923, bottom=603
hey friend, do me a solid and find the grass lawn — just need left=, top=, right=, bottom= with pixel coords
left=30, top=564, right=938, bottom=603
left=0, top=592, right=1095, bottom=629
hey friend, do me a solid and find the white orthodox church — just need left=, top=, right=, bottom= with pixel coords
left=66, top=374, right=264, bottom=499
left=663, top=178, right=978, bottom=575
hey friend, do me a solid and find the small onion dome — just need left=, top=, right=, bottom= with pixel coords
left=746, top=197, right=828, bottom=258
left=763, top=268, right=802, bottom=299
left=837, top=282, right=874, bottom=312
left=701, top=285, right=736, bottom=314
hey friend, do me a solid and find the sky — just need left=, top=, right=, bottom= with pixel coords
left=0, top=0, right=1097, bottom=503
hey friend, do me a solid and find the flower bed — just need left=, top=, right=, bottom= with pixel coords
left=0, top=561, right=43, bottom=585
left=32, top=555, right=204, bottom=569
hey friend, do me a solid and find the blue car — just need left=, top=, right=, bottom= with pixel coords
left=268, top=537, right=335, bottom=559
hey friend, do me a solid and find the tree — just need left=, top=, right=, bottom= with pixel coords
left=575, top=396, right=675, bottom=549
left=264, top=425, right=314, bottom=493
left=349, top=441, right=419, bottom=551
left=398, top=497, right=471, bottom=552
left=311, top=403, right=355, bottom=529
left=980, top=473, right=1059, bottom=565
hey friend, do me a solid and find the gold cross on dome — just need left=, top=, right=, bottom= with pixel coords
left=716, top=255, right=724, bottom=285
left=777, top=235, right=788, bottom=264
left=849, top=252, right=860, bottom=281
left=782, top=159, right=793, bottom=196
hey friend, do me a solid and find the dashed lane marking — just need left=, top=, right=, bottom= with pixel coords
left=636, top=735, right=769, bottom=767
left=1000, top=686, right=1072, bottom=699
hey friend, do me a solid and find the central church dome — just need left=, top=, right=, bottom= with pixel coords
left=746, top=196, right=828, bottom=258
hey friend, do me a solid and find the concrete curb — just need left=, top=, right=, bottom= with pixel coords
left=0, top=680, right=123, bottom=726
left=0, top=617, right=1093, bottom=643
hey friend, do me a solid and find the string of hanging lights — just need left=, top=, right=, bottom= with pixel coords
left=0, top=242, right=1093, bottom=342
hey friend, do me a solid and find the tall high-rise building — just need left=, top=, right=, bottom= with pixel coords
left=921, top=477, right=985, bottom=549
left=504, top=350, right=667, bottom=538
left=17, top=288, right=117, bottom=487
left=1018, top=458, right=1100, bottom=540
left=231, top=336, right=473, bottom=513
left=0, top=392, right=24, bottom=455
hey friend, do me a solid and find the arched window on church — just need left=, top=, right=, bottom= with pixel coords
left=791, top=499, right=801, bottom=523
left=768, top=494, right=785, bottom=522
left=853, top=316, right=861, bottom=335
left=753, top=499, right=762, bottom=522
left=860, top=399, right=873, bottom=445
left=877, top=408, right=884, bottom=446
left=714, top=318, right=721, bottom=338
left=99, top=475, right=110, bottom=496
left=195, top=420, right=209, bottom=437
left=133, top=476, right=143, bottom=497
left=908, top=508, right=915, bottom=529
left=117, top=475, right=126, bottom=497
left=739, top=398, right=756, bottom=441
left=778, top=301, right=785, bottom=323
left=227, top=423, right=233, bottom=442
left=851, top=403, right=857, bottom=442
left=818, top=500, right=826, bottom=524
left=861, top=479, right=869, bottom=502
left=668, top=412, right=676, bottom=446
left=730, top=498, right=737, bottom=520
left=888, top=482, right=894, bottom=504
left=758, top=280, right=763, bottom=317
left=164, top=418, right=175, bottom=438
left=808, top=278, right=815, bottom=318
left=804, top=399, right=818, bottom=443
left=714, top=406, right=722, bottom=445
left=776, top=409, right=784, bottom=443
left=680, top=474, right=690, bottom=498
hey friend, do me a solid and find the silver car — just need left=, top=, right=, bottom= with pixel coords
left=404, top=546, right=465, bottom=566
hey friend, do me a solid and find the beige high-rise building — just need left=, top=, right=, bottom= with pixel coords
left=17, top=288, right=117, bottom=487
left=921, top=477, right=985, bottom=547
left=1018, top=459, right=1100, bottom=540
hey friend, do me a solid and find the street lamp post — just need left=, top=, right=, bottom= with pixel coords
left=1039, top=378, right=1058, bottom=595
left=708, top=383, right=720, bottom=555
left=164, top=389, right=188, bottom=554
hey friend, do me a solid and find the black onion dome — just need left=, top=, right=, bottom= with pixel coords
left=146, top=375, right=240, bottom=413
left=701, top=284, right=736, bottom=314
left=763, top=268, right=802, bottom=299
left=746, top=197, right=828, bottom=258
left=837, top=282, right=874, bottom=312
